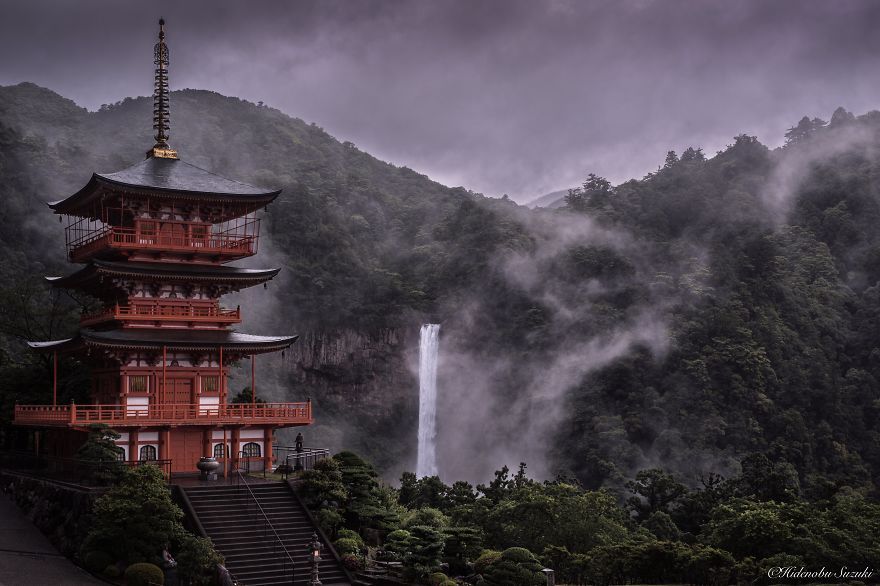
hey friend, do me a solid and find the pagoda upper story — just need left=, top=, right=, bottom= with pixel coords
left=53, top=157, right=279, bottom=264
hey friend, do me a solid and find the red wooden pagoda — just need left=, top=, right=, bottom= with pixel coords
left=13, top=20, right=310, bottom=475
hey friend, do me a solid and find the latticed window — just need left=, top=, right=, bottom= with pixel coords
left=242, top=442, right=261, bottom=457
left=139, top=221, right=157, bottom=236
left=129, top=375, right=148, bottom=393
left=139, top=445, right=157, bottom=461
left=202, top=376, right=219, bottom=393
left=213, top=443, right=225, bottom=458
left=116, top=448, right=126, bottom=462
left=192, top=224, right=208, bottom=244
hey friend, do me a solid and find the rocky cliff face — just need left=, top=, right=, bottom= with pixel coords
left=282, top=328, right=419, bottom=479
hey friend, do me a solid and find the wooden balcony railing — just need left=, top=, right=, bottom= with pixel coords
left=69, top=226, right=256, bottom=262
left=80, top=303, right=241, bottom=327
left=13, top=402, right=312, bottom=428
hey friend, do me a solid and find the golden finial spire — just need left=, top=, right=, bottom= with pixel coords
left=148, top=18, right=178, bottom=159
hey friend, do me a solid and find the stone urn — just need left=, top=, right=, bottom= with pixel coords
left=197, top=457, right=221, bottom=480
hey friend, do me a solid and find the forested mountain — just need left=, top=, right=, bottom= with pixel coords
left=1, top=84, right=879, bottom=504
left=524, top=188, right=568, bottom=209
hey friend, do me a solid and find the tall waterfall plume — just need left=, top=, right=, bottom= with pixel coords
left=417, top=324, right=441, bottom=478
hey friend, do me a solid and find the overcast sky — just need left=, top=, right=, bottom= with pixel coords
left=2, top=0, right=880, bottom=202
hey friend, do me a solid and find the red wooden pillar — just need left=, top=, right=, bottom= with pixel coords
left=162, top=345, right=167, bottom=405
left=129, top=428, right=139, bottom=462
left=159, top=428, right=171, bottom=467
left=218, top=346, right=224, bottom=402
left=231, top=427, right=240, bottom=471
left=222, top=427, right=228, bottom=477
left=251, top=354, right=256, bottom=406
left=264, top=426, right=273, bottom=471
left=202, top=428, right=211, bottom=458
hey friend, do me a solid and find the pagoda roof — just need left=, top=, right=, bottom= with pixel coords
left=29, top=328, right=297, bottom=354
left=49, top=157, right=281, bottom=214
left=47, top=260, right=281, bottom=290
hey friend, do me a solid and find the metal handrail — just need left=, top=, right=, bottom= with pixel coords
left=236, top=468, right=295, bottom=583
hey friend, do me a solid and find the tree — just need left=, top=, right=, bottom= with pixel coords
left=82, top=465, right=183, bottom=564
left=230, top=386, right=266, bottom=404
left=625, top=469, right=687, bottom=522
left=564, top=173, right=613, bottom=212
left=335, top=451, right=399, bottom=531
left=784, top=115, right=827, bottom=145
left=298, top=458, right=348, bottom=509
left=680, top=146, right=705, bottom=162
left=404, top=525, right=445, bottom=580
left=442, top=526, right=483, bottom=575
left=735, top=453, right=800, bottom=502
left=828, top=106, right=855, bottom=127
left=75, top=424, right=125, bottom=485
left=664, top=150, right=679, bottom=168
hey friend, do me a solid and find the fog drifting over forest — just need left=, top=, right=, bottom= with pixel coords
left=3, top=0, right=880, bottom=201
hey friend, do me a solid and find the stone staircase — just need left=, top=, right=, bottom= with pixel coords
left=182, top=481, right=353, bottom=585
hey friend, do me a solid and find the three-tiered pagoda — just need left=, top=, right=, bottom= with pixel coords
left=13, top=20, right=310, bottom=475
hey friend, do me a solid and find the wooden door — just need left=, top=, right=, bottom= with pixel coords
left=170, top=378, right=193, bottom=404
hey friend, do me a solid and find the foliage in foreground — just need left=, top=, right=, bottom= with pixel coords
left=301, top=452, right=880, bottom=585
left=81, top=465, right=222, bottom=584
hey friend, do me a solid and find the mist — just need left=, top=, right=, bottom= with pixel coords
left=3, top=1, right=880, bottom=201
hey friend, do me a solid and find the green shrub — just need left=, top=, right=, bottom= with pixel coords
left=430, top=572, right=451, bottom=585
left=474, top=550, right=502, bottom=574
left=401, top=507, right=449, bottom=529
left=173, top=529, right=224, bottom=586
left=385, top=529, right=411, bottom=557
left=83, top=550, right=114, bottom=573
left=337, top=528, right=364, bottom=547
left=340, top=553, right=363, bottom=571
left=124, top=562, right=164, bottom=586
left=315, top=508, right=343, bottom=535
left=334, top=537, right=363, bottom=556
left=83, top=466, right=182, bottom=563
left=103, top=565, right=121, bottom=578
left=481, top=547, right=544, bottom=586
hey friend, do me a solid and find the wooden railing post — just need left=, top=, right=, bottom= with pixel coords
left=70, top=400, right=76, bottom=424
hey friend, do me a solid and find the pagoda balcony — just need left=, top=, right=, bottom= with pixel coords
left=68, top=226, right=257, bottom=263
left=13, top=402, right=312, bottom=429
left=80, top=302, right=241, bottom=327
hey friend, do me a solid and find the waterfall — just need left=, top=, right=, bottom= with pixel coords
left=417, top=324, right=441, bottom=478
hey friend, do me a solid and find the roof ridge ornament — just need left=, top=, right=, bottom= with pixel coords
left=148, top=18, right=178, bottom=159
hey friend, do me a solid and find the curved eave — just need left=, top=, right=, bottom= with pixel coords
left=81, top=330, right=298, bottom=354
left=27, top=332, right=297, bottom=355
left=49, top=169, right=281, bottom=216
left=46, top=262, right=281, bottom=289
left=27, top=338, right=81, bottom=352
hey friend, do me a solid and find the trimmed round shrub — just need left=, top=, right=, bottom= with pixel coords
left=501, top=547, right=538, bottom=564
left=474, top=550, right=502, bottom=574
left=103, top=564, right=121, bottom=578
left=84, top=550, right=114, bottom=573
left=429, top=572, right=451, bottom=585
left=482, top=547, right=544, bottom=586
left=337, top=528, right=362, bottom=542
left=124, top=562, right=165, bottom=586
left=334, top=537, right=363, bottom=556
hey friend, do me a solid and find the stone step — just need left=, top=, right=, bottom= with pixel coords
left=181, top=484, right=351, bottom=586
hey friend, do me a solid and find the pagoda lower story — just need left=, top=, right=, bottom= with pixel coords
left=16, top=329, right=310, bottom=474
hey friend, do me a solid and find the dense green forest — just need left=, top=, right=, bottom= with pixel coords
left=1, top=83, right=880, bottom=544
